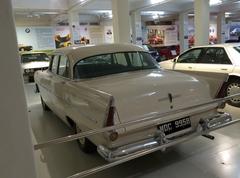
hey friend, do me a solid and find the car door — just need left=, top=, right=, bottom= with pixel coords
left=194, top=47, right=234, bottom=74
left=51, top=54, right=71, bottom=121
left=41, top=54, right=59, bottom=109
left=173, top=48, right=203, bottom=71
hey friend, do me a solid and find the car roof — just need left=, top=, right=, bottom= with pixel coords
left=191, top=43, right=240, bottom=49
left=54, top=43, right=146, bottom=64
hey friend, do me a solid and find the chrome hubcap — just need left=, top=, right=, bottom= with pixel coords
left=76, top=126, right=85, bottom=145
left=227, top=82, right=240, bottom=103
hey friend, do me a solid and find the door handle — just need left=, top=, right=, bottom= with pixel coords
left=188, top=66, right=192, bottom=69
left=221, top=68, right=227, bottom=71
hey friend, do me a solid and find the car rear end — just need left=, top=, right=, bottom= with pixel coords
left=69, top=45, right=234, bottom=161
left=97, top=95, right=231, bottom=161
left=80, top=70, right=232, bottom=161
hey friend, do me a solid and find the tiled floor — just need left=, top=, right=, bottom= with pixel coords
left=25, top=83, right=240, bottom=178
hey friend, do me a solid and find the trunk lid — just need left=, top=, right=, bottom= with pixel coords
left=78, top=69, right=212, bottom=124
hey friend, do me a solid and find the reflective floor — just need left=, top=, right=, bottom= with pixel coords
left=25, top=83, right=240, bottom=178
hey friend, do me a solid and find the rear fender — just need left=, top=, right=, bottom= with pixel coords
left=65, top=84, right=117, bottom=145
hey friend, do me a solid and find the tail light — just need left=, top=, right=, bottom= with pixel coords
left=106, top=97, right=115, bottom=127
left=106, top=97, right=118, bottom=141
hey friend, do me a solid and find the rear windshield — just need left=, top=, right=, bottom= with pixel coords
left=21, top=53, right=49, bottom=63
left=74, top=52, right=158, bottom=79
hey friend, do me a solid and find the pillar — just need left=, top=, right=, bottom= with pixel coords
left=179, top=12, right=189, bottom=52
left=194, top=0, right=210, bottom=46
left=131, top=11, right=143, bottom=45
left=217, top=12, right=226, bottom=43
left=0, top=0, right=36, bottom=178
left=112, top=0, right=131, bottom=43
left=68, top=11, right=81, bottom=45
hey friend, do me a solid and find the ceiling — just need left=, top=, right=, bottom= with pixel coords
left=12, top=0, right=240, bottom=24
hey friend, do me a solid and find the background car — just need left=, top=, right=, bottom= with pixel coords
left=21, top=52, right=49, bottom=82
left=35, top=44, right=231, bottom=162
left=159, top=43, right=240, bottom=107
left=142, top=44, right=162, bottom=62
left=18, top=44, right=33, bottom=51
left=230, top=28, right=240, bottom=36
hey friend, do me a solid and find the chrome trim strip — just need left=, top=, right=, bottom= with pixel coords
left=34, top=93, right=240, bottom=150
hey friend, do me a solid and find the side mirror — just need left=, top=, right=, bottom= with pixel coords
left=173, top=57, right=177, bottom=63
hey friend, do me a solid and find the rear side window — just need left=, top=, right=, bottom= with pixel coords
left=198, top=48, right=231, bottom=64
left=58, top=55, right=70, bottom=78
left=51, top=55, right=59, bottom=74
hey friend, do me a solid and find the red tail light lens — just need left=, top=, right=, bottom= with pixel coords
left=106, top=97, right=115, bottom=127
left=106, top=106, right=115, bottom=126
left=106, top=97, right=119, bottom=141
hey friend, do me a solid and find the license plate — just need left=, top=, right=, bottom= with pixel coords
left=158, top=117, right=191, bottom=135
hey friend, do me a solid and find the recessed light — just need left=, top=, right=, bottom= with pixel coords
left=141, top=11, right=165, bottom=16
left=150, top=0, right=166, bottom=4
left=209, top=0, right=222, bottom=6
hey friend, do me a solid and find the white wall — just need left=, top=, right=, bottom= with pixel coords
left=16, top=26, right=56, bottom=50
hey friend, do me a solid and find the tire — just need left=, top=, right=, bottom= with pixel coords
left=225, top=79, right=240, bottom=107
left=40, top=96, right=50, bottom=111
left=74, top=124, right=96, bottom=153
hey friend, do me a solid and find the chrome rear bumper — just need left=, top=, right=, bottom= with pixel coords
left=98, top=112, right=238, bottom=162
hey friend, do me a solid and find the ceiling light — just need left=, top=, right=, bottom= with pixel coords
left=209, top=0, right=222, bottom=6
left=225, top=12, right=232, bottom=18
left=98, top=10, right=112, bottom=19
left=98, top=10, right=112, bottom=14
left=141, top=11, right=165, bottom=16
left=78, top=0, right=89, bottom=5
left=150, top=0, right=165, bottom=4
left=152, top=14, right=159, bottom=19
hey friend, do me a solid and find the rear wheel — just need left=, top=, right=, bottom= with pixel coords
left=225, top=79, right=240, bottom=107
left=74, top=124, right=96, bottom=153
left=40, top=96, right=50, bottom=111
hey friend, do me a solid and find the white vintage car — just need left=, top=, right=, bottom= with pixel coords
left=34, top=44, right=235, bottom=162
left=160, top=43, right=240, bottom=107
left=21, top=52, right=49, bottom=82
